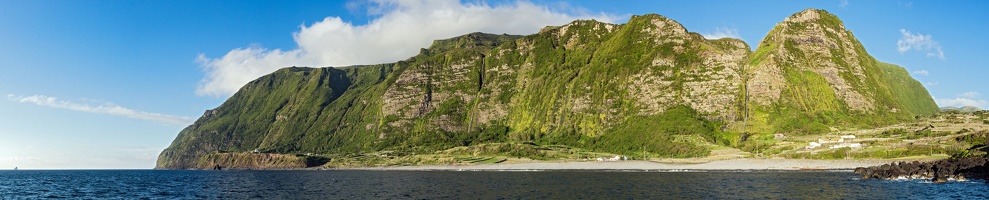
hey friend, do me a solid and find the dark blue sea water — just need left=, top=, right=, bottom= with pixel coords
left=0, top=170, right=986, bottom=199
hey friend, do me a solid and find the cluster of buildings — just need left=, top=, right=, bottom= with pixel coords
left=806, top=135, right=862, bottom=149
left=597, top=155, right=627, bottom=161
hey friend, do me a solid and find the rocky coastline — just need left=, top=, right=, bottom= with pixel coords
left=156, top=152, right=330, bottom=170
left=854, top=158, right=988, bottom=183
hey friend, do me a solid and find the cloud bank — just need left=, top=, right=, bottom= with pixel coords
left=7, top=94, right=194, bottom=126
left=960, top=91, right=981, bottom=99
left=935, top=92, right=987, bottom=109
left=196, top=0, right=618, bottom=97
left=911, top=69, right=928, bottom=76
left=897, top=29, right=944, bottom=59
left=701, top=27, right=740, bottom=40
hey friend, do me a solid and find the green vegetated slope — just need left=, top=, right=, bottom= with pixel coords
left=740, top=9, right=937, bottom=136
left=157, top=9, right=937, bottom=169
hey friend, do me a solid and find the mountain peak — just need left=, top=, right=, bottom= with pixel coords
left=629, top=14, right=687, bottom=34
left=781, top=8, right=845, bottom=29
left=785, top=8, right=823, bottom=23
left=760, top=8, right=852, bottom=50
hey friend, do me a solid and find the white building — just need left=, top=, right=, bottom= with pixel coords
left=806, top=142, right=822, bottom=149
left=831, top=143, right=863, bottom=149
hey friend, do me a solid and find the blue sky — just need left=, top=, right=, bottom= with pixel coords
left=1, top=0, right=985, bottom=169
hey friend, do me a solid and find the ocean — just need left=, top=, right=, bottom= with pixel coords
left=0, top=170, right=986, bottom=199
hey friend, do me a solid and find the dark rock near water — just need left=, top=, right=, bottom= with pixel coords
left=855, top=158, right=988, bottom=183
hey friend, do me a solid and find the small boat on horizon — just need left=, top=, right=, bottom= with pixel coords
left=13, top=167, right=17, bottom=170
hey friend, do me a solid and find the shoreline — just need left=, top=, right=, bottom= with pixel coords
left=347, top=158, right=933, bottom=171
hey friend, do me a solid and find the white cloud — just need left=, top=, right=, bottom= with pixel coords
left=911, top=69, right=928, bottom=76
left=936, top=98, right=987, bottom=109
left=935, top=92, right=987, bottom=109
left=195, top=0, right=618, bottom=97
left=897, top=29, right=944, bottom=59
left=924, top=81, right=938, bottom=86
left=839, top=0, right=849, bottom=8
left=6, top=94, right=194, bottom=126
left=960, top=91, right=980, bottom=99
left=701, top=27, right=740, bottom=40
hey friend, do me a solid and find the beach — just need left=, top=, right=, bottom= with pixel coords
left=354, top=158, right=923, bottom=171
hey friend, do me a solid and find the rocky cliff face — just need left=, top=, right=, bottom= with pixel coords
left=157, top=9, right=937, bottom=169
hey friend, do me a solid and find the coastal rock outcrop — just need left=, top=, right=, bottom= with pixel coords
left=854, top=158, right=989, bottom=183
left=167, top=152, right=328, bottom=170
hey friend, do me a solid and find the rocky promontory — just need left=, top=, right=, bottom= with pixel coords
left=156, top=152, right=330, bottom=170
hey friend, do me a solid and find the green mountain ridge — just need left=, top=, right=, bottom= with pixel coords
left=157, top=9, right=937, bottom=169
left=940, top=106, right=984, bottom=113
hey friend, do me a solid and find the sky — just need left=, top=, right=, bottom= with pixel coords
left=1, top=0, right=986, bottom=169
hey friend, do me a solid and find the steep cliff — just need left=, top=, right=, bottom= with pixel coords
left=157, top=9, right=937, bottom=169
left=742, top=9, right=937, bottom=134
